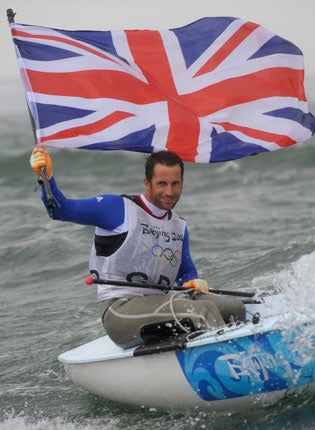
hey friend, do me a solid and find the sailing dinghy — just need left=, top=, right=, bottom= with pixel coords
left=58, top=293, right=315, bottom=411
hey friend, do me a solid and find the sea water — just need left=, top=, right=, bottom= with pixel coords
left=1, top=102, right=314, bottom=429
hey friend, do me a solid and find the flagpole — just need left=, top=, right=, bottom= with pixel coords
left=7, top=9, right=55, bottom=209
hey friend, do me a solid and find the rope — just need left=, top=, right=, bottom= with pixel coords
left=169, top=290, right=260, bottom=340
left=169, top=289, right=194, bottom=334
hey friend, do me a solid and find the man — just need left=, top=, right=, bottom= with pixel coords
left=30, top=147, right=245, bottom=348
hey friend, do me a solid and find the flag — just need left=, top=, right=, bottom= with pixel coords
left=10, top=17, right=315, bottom=163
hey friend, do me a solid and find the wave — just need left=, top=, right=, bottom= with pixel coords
left=252, top=249, right=315, bottom=302
left=252, top=250, right=315, bottom=360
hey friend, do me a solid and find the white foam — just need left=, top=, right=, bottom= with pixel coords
left=275, top=250, right=315, bottom=316
left=253, top=251, right=315, bottom=358
left=0, top=414, right=119, bottom=430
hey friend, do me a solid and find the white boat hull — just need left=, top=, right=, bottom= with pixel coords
left=58, top=295, right=315, bottom=410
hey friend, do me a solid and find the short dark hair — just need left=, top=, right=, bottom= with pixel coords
left=145, top=151, right=184, bottom=181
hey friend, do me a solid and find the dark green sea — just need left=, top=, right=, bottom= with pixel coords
left=1, top=95, right=315, bottom=429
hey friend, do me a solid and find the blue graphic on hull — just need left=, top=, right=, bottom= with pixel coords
left=176, top=329, right=315, bottom=402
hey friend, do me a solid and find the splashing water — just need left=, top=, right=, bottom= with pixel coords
left=275, top=250, right=315, bottom=322
left=253, top=251, right=315, bottom=361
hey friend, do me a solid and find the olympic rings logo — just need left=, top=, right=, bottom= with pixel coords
left=151, top=244, right=181, bottom=267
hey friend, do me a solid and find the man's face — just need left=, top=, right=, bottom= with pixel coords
left=144, top=163, right=183, bottom=210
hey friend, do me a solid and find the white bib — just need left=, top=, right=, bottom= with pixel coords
left=90, top=197, right=186, bottom=301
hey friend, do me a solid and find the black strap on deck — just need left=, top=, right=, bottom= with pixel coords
left=133, top=334, right=187, bottom=357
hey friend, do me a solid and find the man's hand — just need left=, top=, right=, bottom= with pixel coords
left=183, top=278, right=210, bottom=293
left=30, top=147, right=53, bottom=179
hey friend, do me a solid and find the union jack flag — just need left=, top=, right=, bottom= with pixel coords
left=11, top=17, right=315, bottom=162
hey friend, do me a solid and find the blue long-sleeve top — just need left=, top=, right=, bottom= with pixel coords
left=41, top=178, right=198, bottom=285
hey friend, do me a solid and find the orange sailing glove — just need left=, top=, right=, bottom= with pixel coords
left=30, top=147, right=53, bottom=179
left=183, top=279, right=210, bottom=293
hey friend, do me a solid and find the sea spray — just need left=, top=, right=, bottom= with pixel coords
left=253, top=251, right=315, bottom=368
left=276, top=251, right=315, bottom=363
